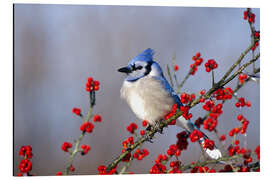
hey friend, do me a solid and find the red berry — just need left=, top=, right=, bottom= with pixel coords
left=220, top=134, right=226, bottom=141
left=56, top=171, right=63, bottom=175
left=61, top=142, right=72, bottom=152
left=80, top=122, right=94, bottom=133
left=237, top=114, right=243, bottom=121
left=174, top=65, right=179, bottom=71
left=126, top=122, right=138, bottom=134
left=69, top=165, right=75, bottom=172
left=200, top=90, right=206, bottom=95
left=142, top=120, right=148, bottom=127
left=195, top=52, right=201, bottom=58
left=234, top=140, right=240, bottom=145
left=72, top=108, right=81, bottom=116
left=93, top=114, right=102, bottom=122
left=81, top=144, right=91, bottom=155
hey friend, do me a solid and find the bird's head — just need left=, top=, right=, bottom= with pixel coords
left=118, top=48, right=164, bottom=82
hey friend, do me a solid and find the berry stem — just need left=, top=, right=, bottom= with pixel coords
left=212, top=70, right=215, bottom=87
left=176, top=65, right=195, bottom=94
left=166, top=64, right=174, bottom=88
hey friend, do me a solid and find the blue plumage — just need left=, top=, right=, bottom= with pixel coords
left=129, top=48, right=154, bottom=64
left=152, top=76, right=183, bottom=107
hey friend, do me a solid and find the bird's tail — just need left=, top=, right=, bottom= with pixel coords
left=198, top=136, right=222, bottom=160
left=176, top=116, right=222, bottom=160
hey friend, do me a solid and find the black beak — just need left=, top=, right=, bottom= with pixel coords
left=118, top=66, right=132, bottom=74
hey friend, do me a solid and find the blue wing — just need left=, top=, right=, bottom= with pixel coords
left=153, top=76, right=183, bottom=107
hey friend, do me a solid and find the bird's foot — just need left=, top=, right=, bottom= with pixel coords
left=144, top=125, right=154, bottom=143
left=153, top=121, right=164, bottom=134
left=145, top=135, right=154, bottom=143
left=146, top=125, right=152, bottom=131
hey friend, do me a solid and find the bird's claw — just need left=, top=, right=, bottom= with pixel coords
left=153, top=121, right=163, bottom=134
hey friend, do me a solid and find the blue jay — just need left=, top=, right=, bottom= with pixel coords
left=118, top=48, right=222, bottom=159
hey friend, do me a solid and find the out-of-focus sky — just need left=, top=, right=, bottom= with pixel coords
left=14, top=4, right=260, bottom=175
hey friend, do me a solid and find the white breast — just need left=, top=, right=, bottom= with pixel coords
left=120, top=77, right=175, bottom=125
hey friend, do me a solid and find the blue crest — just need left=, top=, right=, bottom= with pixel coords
left=129, top=48, right=155, bottom=65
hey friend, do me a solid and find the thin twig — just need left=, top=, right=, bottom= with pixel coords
left=64, top=92, right=95, bottom=175
left=167, top=64, right=174, bottom=88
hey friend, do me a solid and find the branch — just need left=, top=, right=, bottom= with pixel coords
left=106, top=53, right=259, bottom=171
left=64, top=91, right=96, bottom=175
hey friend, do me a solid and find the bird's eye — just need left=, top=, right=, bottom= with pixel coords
left=136, top=66, right=143, bottom=70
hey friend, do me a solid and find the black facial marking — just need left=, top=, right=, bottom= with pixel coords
left=131, top=64, right=136, bottom=71
left=131, top=64, right=143, bottom=71
left=144, top=61, right=153, bottom=76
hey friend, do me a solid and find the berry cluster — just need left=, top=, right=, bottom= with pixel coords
left=203, top=118, right=217, bottom=132
left=133, top=148, right=149, bottom=160
left=19, top=145, right=33, bottom=159
left=93, top=114, right=102, bottom=122
left=192, top=52, right=204, bottom=66
left=80, top=122, right=94, bottom=133
left=227, top=144, right=250, bottom=159
left=169, top=161, right=182, bottom=173
left=167, top=144, right=181, bottom=156
left=61, top=142, right=73, bottom=152
left=212, top=87, right=234, bottom=100
left=190, top=52, right=203, bottom=75
left=180, top=93, right=196, bottom=104
left=97, top=165, right=117, bottom=175
left=237, top=114, right=250, bottom=134
left=228, top=120, right=249, bottom=136
left=17, top=145, right=33, bottom=176
left=81, top=144, right=91, bottom=155
left=235, top=97, right=251, bottom=108
left=254, top=31, right=260, bottom=39
left=255, top=145, right=260, bottom=160
left=176, top=131, right=189, bottom=151
left=202, top=139, right=215, bottom=150
left=239, top=74, right=248, bottom=84
left=122, top=136, right=134, bottom=149
left=202, top=100, right=215, bottom=111
left=209, top=103, right=223, bottom=119
left=149, top=162, right=167, bottom=174
left=194, top=117, right=203, bottom=129
left=19, top=159, right=32, bottom=174
left=251, top=41, right=259, bottom=51
left=86, top=77, right=100, bottom=92
left=164, top=104, right=178, bottom=125
left=204, top=59, right=218, bottom=72
left=72, top=107, right=81, bottom=116
left=155, top=154, right=168, bottom=164
left=189, top=129, right=203, bottom=142
left=243, top=9, right=255, bottom=24
left=180, top=105, right=193, bottom=120
left=126, top=122, right=138, bottom=134
left=191, top=166, right=216, bottom=173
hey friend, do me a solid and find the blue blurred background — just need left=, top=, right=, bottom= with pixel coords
left=14, top=4, right=260, bottom=175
